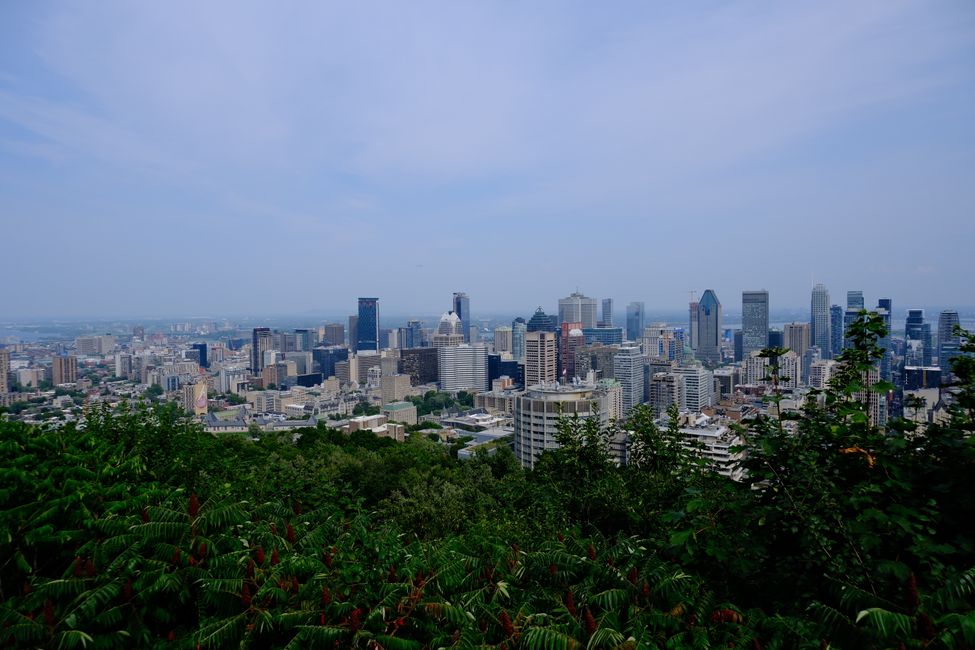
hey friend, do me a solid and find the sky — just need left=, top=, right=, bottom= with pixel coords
left=1, top=1, right=974, bottom=319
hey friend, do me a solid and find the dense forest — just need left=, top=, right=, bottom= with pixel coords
left=2, top=314, right=974, bottom=648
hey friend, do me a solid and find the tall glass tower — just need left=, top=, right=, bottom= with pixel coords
left=452, top=292, right=470, bottom=343
left=696, top=290, right=722, bottom=365
left=810, top=283, right=831, bottom=359
left=356, top=298, right=379, bottom=352
left=626, top=302, right=645, bottom=342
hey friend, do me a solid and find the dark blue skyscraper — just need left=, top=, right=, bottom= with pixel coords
left=453, top=292, right=470, bottom=343
left=191, top=342, right=208, bottom=368
left=527, top=307, right=557, bottom=333
left=356, top=297, right=379, bottom=352
left=695, top=290, right=722, bottom=366
left=905, top=309, right=932, bottom=366
left=876, top=298, right=893, bottom=380
left=830, top=305, right=844, bottom=360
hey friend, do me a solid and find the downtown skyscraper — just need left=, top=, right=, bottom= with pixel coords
left=810, top=283, right=831, bottom=359
left=452, top=292, right=470, bottom=343
left=693, top=289, right=722, bottom=366
left=741, top=290, right=769, bottom=357
left=626, top=302, right=645, bottom=343
left=356, top=297, right=379, bottom=352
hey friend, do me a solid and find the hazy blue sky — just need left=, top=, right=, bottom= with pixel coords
left=1, top=1, right=974, bottom=319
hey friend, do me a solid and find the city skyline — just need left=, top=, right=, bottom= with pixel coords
left=1, top=2, right=974, bottom=318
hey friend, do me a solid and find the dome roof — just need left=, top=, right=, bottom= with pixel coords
left=569, top=328, right=584, bottom=337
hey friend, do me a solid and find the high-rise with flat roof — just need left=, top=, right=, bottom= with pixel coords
left=601, top=298, right=613, bottom=327
left=251, top=328, right=273, bottom=373
left=559, top=292, right=597, bottom=329
left=938, top=309, right=961, bottom=370
left=810, top=283, right=831, bottom=359
left=52, top=355, right=78, bottom=385
left=830, top=305, right=844, bottom=359
left=524, top=331, right=557, bottom=387
left=511, top=317, right=527, bottom=361
left=626, top=302, right=645, bottom=342
left=905, top=309, right=933, bottom=366
left=741, top=290, right=769, bottom=357
left=0, top=348, right=9, bottom=395
left=356, top=298, right=379, bottom=352
left=613, top=344, right=645, bottom=414
left=783, top=322, right=811, bottom=358
left=493, top=326, right=513, bottom=355
left=438, top=344, right=488, bottom=392
left=513, top=382, right=612, bottom=468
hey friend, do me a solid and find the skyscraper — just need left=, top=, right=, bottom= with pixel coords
left=348, top=316, right=358, bottom=351
left=810, top=283, right=831, bottom=359
left=559, top=322, right=585, bottom=380
left=527, top=307, right=557, bottom=333
left=876, top=298, right=893, bottom=380
left=438, top=344, right=488, bottom=392
left=294, top=329, right=315, bottom=353
left=626, top=302, right=645, bottom=342
left=830, top=305, right=843, bottom=360
left=843, top=290, right=864, bottom=351
left=511, top=317, right=527, bottom=361
left=601, top=298, right=613, bottom=327
left=251, top=327, right=273, bottom=373
left=613, top=344, right=645, bottom=414
left=783, top=322, right=811, bottom=358
left=695, top=290, right=722, bottom=366
left=741, top=290, right=769, bottom=357
left=191, top=342, right=209, bottom=368
left=905, top=309, right=933, bottom=366
left=688, top=301, right=699, bottom=350
left=493, top=326, right=513, bottom=355
left=938, top=310, right=961, bottom=369
left=356, top=298, right=379, bottom=352
left=558, top=292, right=598, bottom=329
left=452, top=292, right=470, bottom=343
left=524, top=331, right=557, bottom=387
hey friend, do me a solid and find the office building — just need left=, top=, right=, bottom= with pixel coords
left=626, top=302, right=645, bottom=342
left=810, top=283, right=831, bottom=359
left=938, top=310, right=961, bottom=369
left=559, top=291, right=598, bottom=329
left=613, top=344, right=644, bottom=415
left=438, top=344, right=489, bottom=392
left=380, top=374, right=412, bottom=404
left=191, top=342, right=208, bottom=368
left=876, top=298, right=893, bottom=380
left=741, top=290, right=769, bottom=357
left=583, top=327, right=624, bottom=346
left=432, top=311, right=465, bottom=348
left=321, top=323, right=345, bottom=347
left=312, top=346, right=349, bottom=378
left=601, top=298, right=613, bottom=327
left=399, top=347, right=439, bottom=386
left=830, top=305, right=844, bottom=359
left=182, top=381, right=208, bottom=416
left=251, top=328, right=273, bottom=373
left=115, top=353, right=133, bottom=380
left=511, top=317, right=527, bottom=361
left=52, top=355, right=78, bottom=385
left=295, top=329, right=315, bottom=352
left=809, top=359, right=837, bottom=389
left=524, top=331, right=557, bottom=386
left=783, top=322, right=811, bottom=358
left=649, top=372, right=682, bottom=417
left=905, top=309, right=933, bottom=366
left=694, top=290, right=722, bottom=366
left=348, top=315, right=359, bottom=351
left=527, top=307, right=557, bottom=333
left=1, top=349, right=11, bottom=394
left=493, top=326, right=513, bottom=354
left=672, top=365, right=714, bottom=413
left=513, top=382, right=612, bottom=468
left=560, top=322, right=585, bottom=380
left=642, top=325, right=684, bottom=363
left=768, top=329, right=783, bottom=349
left=356, top=298, right=380, bottom=352
left=452, top=292, right=471, bottom=343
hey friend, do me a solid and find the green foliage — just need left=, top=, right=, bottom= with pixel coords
left=2, top=318, right=974, bottom=647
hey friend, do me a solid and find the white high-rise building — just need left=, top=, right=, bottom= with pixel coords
left=438, top=344, right=489, bottom=392
left=613, top=344, right=645, bottom=415
left=558, top=292, right=598, bottom=329
left=778, top=351, right=801, bottom=389
left=744, top=352, right=770, bottom=386
left=809, top=359, right=838, bottom=390
left=672, top=365, right=714, bottom=413
left=513, top=381, right=612, bottom=468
